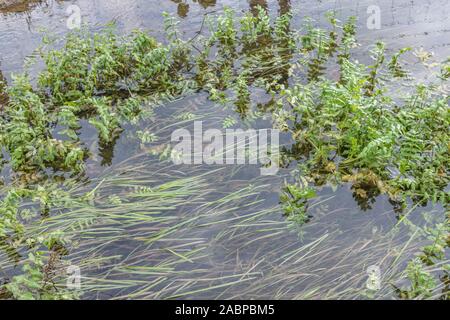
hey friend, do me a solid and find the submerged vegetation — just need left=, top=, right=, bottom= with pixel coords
left=0, top=6, right=448, bottom=299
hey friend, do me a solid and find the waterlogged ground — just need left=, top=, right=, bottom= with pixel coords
left=0, top=0, right=449, bottom=299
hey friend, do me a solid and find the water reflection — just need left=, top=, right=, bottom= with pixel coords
left=168, top=0, right=291, bottom=19
left=0, top=0, right=41, bottom=13
left=249, top=0, right=268, bottom=16
left=249, top=0, right=291, bottom=15
left=169, top=0, right=216, bottom=18
left=235, top=0, right=292, bottom=116
left=197, top=0, right=216, bottom=9
left=278, top=0, right=290, bottom=15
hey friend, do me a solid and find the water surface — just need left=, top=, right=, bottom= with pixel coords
left=0, top=0, right=449, bottom=299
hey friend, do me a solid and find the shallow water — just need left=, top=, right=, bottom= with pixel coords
left=0, top=0, right=449, bottom=299
left=1, top=0, right=449, bottom=76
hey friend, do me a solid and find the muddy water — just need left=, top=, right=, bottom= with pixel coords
left=0, top=0, right=449, bottom=299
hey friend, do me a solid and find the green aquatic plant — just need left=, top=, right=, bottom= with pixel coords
left=300, top=15, right=339, bottom=82
left=214, top=7, right=237, bottom=48
left=194, top=6, right=295, bottom=113
left=399, top=258, right=437, bottom=299
left=3, top=250, right=78, bottom=300
left=0, top=7, right=448, bottom=300
left=277, top=42, right=449, bottom=214
left=392, top=208, right=449, bottom=299
left=88, top=97, right=122, bottom=143
left=0, top=74, right=86, bottom=174
left=280, top=183, right=316, bottom=225
left=38, top=26, right=184, bottom=102
left=419, top=221, right=449, bottom=266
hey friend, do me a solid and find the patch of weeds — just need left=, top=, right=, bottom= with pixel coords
left=275, top=19, right=448, bottom=218
left=394, top=213, right=449, bottom=299
left=4, top=250, right=79, bottom=300
left=396, top=258, right=437, bottom=299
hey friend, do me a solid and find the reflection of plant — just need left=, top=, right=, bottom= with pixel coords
left=1, top=75, right=86, bottom=174
left=0, top=189, right=25, bottom=238
left=196, top=6, right=295, bottom=115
